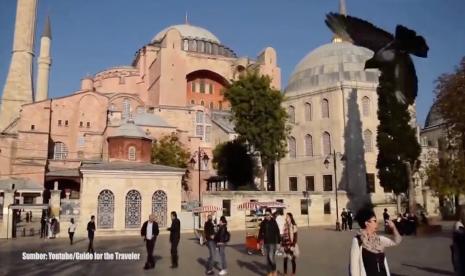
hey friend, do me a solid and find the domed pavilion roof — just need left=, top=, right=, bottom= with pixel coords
left=152, top=24, right=220, bottom=44
left=285, top=42, right=379, bottom=94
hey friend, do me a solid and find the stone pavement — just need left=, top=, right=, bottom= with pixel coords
left=0, top=224, right=455, bottom=276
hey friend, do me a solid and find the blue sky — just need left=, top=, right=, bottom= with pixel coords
left=1, top=0, right=464, bottom=126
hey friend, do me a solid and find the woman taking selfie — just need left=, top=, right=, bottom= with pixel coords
left=350, top=208, right=401, bottom=276
left=282, top=212, right=298, bottom=276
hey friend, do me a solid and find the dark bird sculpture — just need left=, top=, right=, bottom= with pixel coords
left=325, top=12, right=429, bottom=105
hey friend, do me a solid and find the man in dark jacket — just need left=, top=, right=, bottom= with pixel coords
left=204, top=214, right=216, bottom=275
left=167, top=211, right=181, bottom=268
left=258, top=208, right=281, bottom=276
left=141, top=214, right=159, bottom=270
left=87, top=215, right=96, bottom=253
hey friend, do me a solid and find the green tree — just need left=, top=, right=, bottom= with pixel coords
left=151, top=134, right=190, bottom=168
left=428, top=57, right=465, bottom=211
left=425, top=152, right=465, bottom=196
left=376, top=71, right=421, bottom=209
left=223, top=71, right=290, bottom=190
left=212, top=140, right=257, bottom=189
left=435, top=57, right=465, bottom=162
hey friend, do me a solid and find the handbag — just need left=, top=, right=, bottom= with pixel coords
left=291, top=244, right=300, bottom=258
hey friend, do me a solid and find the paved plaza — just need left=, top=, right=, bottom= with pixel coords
left=0, top=224, right=455, bottom=276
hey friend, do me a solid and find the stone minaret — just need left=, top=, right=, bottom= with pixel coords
left=36, top=16, right=52, bottom=102
left=0, top=0, right=38, bottom=131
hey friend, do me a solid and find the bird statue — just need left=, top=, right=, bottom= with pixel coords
left=325, top=12, right=429, bottom=105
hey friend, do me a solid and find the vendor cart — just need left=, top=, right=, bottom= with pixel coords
left=237, top=201, right=287, bottom=255
left=192, top=205, right=223, bottom=244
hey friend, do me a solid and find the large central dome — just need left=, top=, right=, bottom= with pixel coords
left=286, top=42, right=379, bottom=93
left=152, top=24, right=220, bottom=43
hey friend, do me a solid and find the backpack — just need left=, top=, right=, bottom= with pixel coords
left=224, top=230, right=231, bottom=243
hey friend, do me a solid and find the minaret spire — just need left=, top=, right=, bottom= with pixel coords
left=339, top=0, right=347, bottom=16
left=332, top=0, right=348, bottom=43
left=0, top=0, right=38, bottom=131
left=36, top=16, right=52, bottom=102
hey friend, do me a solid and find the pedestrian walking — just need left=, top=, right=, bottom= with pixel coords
left=275, top=209, right=285, bottom=256
left=214, top=216, right=230, bottom=275
left=347, top=209, right=354, bottom=231
left=167, top=211, right=180, bottom=268
left=451, top=208, right=465, bottom=276
left=87, top=215, right=96, bottom=253
left=68, top=218, right=76, bottom=245
left=383, top=208, right=390, bottom=233
left=141, top=214, right=159, bottom=270
left=350, top=207, right=401, bottom=276
left=282, top=212, right=299, bottom=276
left=204, top=214, right=216, bottom=275
left=258, top=208, right=281, bottom=276
left=40, top=215, right=47, bottom=238
left=341, top=208, right=348, bottom=231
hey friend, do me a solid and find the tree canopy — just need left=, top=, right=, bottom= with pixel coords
left=376, top=71, right=421, bottom=194
left=223, top=71, right=290, bottom=189
left=212, top=140, right=257, bottom=189
left=151, top=134, right=190, bottom=168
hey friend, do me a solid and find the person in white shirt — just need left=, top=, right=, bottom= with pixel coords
left=140, top=214, right=159, bottom=270
left=68, top=218, right=76, bottom=245
left=275, top=209, right=285, bottom=256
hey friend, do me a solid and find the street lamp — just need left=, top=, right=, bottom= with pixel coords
left=324, top=149, right=345, bottom=231
left=302, top=191, right=311, bottom=227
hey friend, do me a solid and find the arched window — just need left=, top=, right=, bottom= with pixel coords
left=183, top=39, right=189, bottom=51
left=128, top=146, right=136, bottom=161
left=190, top=100, right=195, bottom=105
left=362, top=96, right=371, bottom=117
left=305, top=134, right=313, bottom=156
left=200, top=100, right=205, bottom=106
left=288, top=106, right=296, bottom=124
left=98, top=190, right=114, bottom=229
left=205, top=42, right=211, bottom=54
left=125, top=190, right=141, bottom=228
left=364, top=129, right=373, bottom=152
left=122, top=98, right=130, bottom=119
left=212, top=44, right=219, bottom=55
left=288, top=136, right=296, bottom=159
left=322, top=99, right=330, bottom=118
left=152, top=190, right=168, bottom=227
left=198, top=41, right=205, bottom=53
left=305, top=102, right=312, bottom=121
left=53, top=142, right=68, bottom=160
left=192, top=40, right=197, bottom=51
left=209, top=102, right=214, bottom=109
left=322, top=132, right=331, bottom=155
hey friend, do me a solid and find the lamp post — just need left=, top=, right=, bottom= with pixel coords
left=303, top=191, right=311, bottom=227
left=324, top=150, right=345, bottom=231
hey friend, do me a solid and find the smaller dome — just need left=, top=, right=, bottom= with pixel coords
left=286, top=42, right=379, bottom=94
left=108, top=120, right=151, bottom=140
left=424, top=103, right=445, bottom=128
left=152, top=24, right=220, bottom=44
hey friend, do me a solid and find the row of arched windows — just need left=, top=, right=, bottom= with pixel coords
left=182, top=39, right=235, bottom=57
left=287, top=96, right=372, bottom=124
left=287, top=129, right=373, bottom=158
left=97, top=189, right=168, bottom=229
left=52, top=142, right=136, bottom=161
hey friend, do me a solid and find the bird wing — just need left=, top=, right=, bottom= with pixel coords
left=395, top=25, right=429, bottom=58
left=398, top=54, right=418, bottom=105
left=325, top=12, right=394, bottom=52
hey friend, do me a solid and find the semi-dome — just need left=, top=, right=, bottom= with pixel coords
left=424, top=102, right=445, bottom=128
left=152, top=24, right=220, bottom=43
left=285, top=42, right=379, bottom=93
